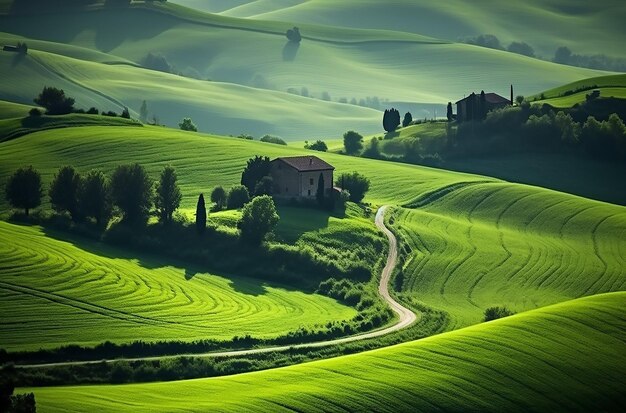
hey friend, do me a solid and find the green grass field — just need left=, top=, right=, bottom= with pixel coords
left=390, top=181, right=626, bottom=329
left=0, top=220, right=357, bottom=351
left=0, top=1, right=611, bottom=138
left=23, top=292, right=626, bottom=412
left=195, top=0, right=626, bottom=58
left=530, top=73, right=626, bottom=107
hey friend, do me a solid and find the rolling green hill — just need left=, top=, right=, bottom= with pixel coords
left=530, top=73, right=626, bottom=107
left=0, top=220, right=357, bottom=351
left=24, top=292, right=626, bottom=412
left=0, top=1, right=611, bottom=138
left=190, top=0, right=626, bottom=59
left=390, top=181, right=626, bottom=329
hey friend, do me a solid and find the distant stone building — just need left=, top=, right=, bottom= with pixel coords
left=270, top=156, right=334, bottom=199
left=456, top=91, right=511, bottom=122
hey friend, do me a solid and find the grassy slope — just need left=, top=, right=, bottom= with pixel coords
left=204, top=0, right=626, bottom=58
left=26, top=292, right=626, bottom=412
left=391, top=181, right=626, bottom=329
left=0, top=220, right=357, bottom=351
left=530, top=73, right=626, bottom=107
left=0, top=100, right=35, bottom=119
left=0, top=3, right=609, bottom=125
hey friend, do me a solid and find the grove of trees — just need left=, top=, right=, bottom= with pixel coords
left=33, top=86, right=75, bottom=115
left=343, top=130, right=364, bottom=155
left=336, top=172, right=370, bottom=203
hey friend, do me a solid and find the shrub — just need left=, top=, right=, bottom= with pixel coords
left=49, top=165, right=81, bottom=221
left=227, top=185, right=250, bottom=209
left=110, top=164, right=154, bottom=225
left=402, top=111, right=413, bottom=127
left=507, top=41, right=535, bottom=57
left=178, top=117, right=197, bottom=132
left=304, top=140, right=328, bottom=152
left=195, top=194, right=206, bottom=234
left=484, top=306, right=514, bottom=321
left=5, top=166, right=42, bottom=216
left=343, top=130, right=363, bottom=155
left=239, top=195, right=279, bottom=245
left=260, top=135, right=287, bottom=145
left=121, top=107, right=130, bottom=119
left=336, top=172, right=370, bottom=203
left=286, top=26, right=302, bottom=43
left=28, top=108, right=41, bottom=117
left=86, top=107, right=99, bottom=115
left=33, top=86, right=75, bottom=115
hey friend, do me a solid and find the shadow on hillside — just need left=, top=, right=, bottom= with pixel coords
left=274, top=205, right=331, bottom=243
left=282, top=41, right=300, bottom=62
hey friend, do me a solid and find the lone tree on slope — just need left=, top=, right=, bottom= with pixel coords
left=33, top=86, right=75, bottom=115
left=195, top=193, right=207, bottom=234
left=241, top=155, right=271, bottom=195
left=446, top=102, right=453, bottom=121
left=383, top=108, right=401, bottom=132
left=316, top=172, right=325, bottom=206
left=402, top=111, right=413, bottom=128
left=343, top=130, right=363, bottom=155
left=179, top=117, right=198, bottom=132
left=239, top=195, right=279, bottom=245
left=155, top=165, right=182, bottom=225
left=210, top=186, right=227, bottom=210
left=49, top=165, right=82, bottom=221
left=5, top=166, right=42, bottom=216
left=286, top=27, right=302, bottom=43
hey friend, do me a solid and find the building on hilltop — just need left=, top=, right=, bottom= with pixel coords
left=456, top=91, right=512, bottom=122
left=270, top=156, right=334, bottom=199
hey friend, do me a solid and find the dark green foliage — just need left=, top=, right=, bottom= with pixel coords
left=515, top=95, right=525, bottom=105
left=254, top=176, right=273, bottom=196
left=28, top=108, right=41, bottom=117
left=383, top=108, right=401, bottom=132
left=336, top=172, right=370, bottom=203
left=586, top=90, right=600, bottom=102
left=142, top=52, right=172, bottom=73
left=402, top=111, right=413, bottom=128
left=343, top=130, right=363, bottom=155
left=195, top=193, right=206, bottom=234
left=554, top=46, right=572, bottom=64
left=464, top=34, right=503, bottom=50
left=239, top=195, right=279, bottom=245
left=580, top=114, right=626, bottom=160
left=49, top=165, right=81, bottom=221
left=507, top=41, right=535, bottom=57
left=5, top=166, right=42, bottom=216
left=16, top=42, right=28, bottom=55
left=79, top=170, right=112, bottom=227
left=155, top=166, right=182, bottom=224
left=304, top=140, right=328, bottom=152
left=227, top=185, right=250, bottom=209
left=240, top=155, right=271, bottom=194
left=361, top=137, right=381, bottom=159
left=210, top=186, right=227, bottom=210
left=110, top=164, right=154, bottom=225
left=178, top=117, right=197, bottom=132
left=121, top=107, right=130, bottom=119
left=286, top=26, right=302, bottom=43
left=33, top=86, right=75, bottom=115
left=0, top=378, right=35, bottom=413
left=260, top=135, right=287, bottom=145
left=86, top=107, right=99, bottom=115
left=447, top=102, right=453, bottom=121
left=484, top=306, right=515, bottom=321
left=316, top=172, right=325, bottom=206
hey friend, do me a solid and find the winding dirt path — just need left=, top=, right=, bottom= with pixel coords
left=16, top=206, right=417, bottom=369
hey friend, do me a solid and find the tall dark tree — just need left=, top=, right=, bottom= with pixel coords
left=49, top=165, right=81, bottom=221
left=316, top=172, right=325, bottom=206
left=446, top=102, right=453, bottom=121
left=480, top=90, right=487, bottom=120
left=402, top=111, right=413, bottom=127
left=79, top=170, right=112, bottom=227
left=121, top=107, right=130, bottom=119
left=155, top=165, right=182, bottom=224
left=110, top=163, right=154, bottom=225
left=383, top=108, right=401, bottom=132
left=343, top=130, right=364, bottom=155
left=33, top=86, right=75, bottom=115
left=241, top=155, right=271, bottom=195
left=5, top=166, right=42, bottom=216
left=195, top=193, right=206, bottom=234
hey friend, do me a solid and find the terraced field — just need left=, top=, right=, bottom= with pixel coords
left=0, top=221, right=357, bottom=351
left=531, top=73, right=626, bottom=107
left=24, top=292, right=626, bottom=412
left=391, top=181, right=626, bottom=329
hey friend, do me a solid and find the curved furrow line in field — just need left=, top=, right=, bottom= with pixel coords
left=584, top=212, right=623, bottom=295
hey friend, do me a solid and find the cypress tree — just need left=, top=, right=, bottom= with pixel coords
left=316, top=172, right=325, bottom=206
left=447, top=102, right=453, bottom=121
left=195, top=193, right=206, bottom=234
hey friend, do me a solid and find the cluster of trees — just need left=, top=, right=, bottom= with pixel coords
left=259, top=135, right=287, bottom=145
left=484, top=306, right=514, bottom=321
left=304, top=140, right=328, bottom=152
left=30, top=86, right=130, bottom=119
left=382, top=108, right=401, bottom=132
left=285, top=27, right=302, bottom=43
left=0, top=379, right=35, bottom=413
left=178, top=117, right=197, bottom=132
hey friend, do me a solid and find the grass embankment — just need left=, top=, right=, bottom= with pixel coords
left=0, top=220, right=358, bottom=352
left=531, top=73, right=626, bottom=108
left=23, top=292, right=626, bottom=412
left=0, top=100, right=35, bottom=119
left=390, top=181, right=626, bottom=329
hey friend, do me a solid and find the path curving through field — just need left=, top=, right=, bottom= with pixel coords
left=16, top=206, right=417, bottom=368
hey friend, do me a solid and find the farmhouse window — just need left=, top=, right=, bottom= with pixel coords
left=310, top=178, right=314, bottom=185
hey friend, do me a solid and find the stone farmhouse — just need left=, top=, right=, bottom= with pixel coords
left=270, top=156, right=334, bottom=199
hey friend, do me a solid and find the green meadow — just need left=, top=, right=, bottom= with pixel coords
left=25, top=292, right=626, bottom=412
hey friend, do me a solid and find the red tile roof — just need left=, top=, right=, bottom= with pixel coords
left=273, top=156, right=334, bottom=172
left=456, top=92, right=511, bottom=105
